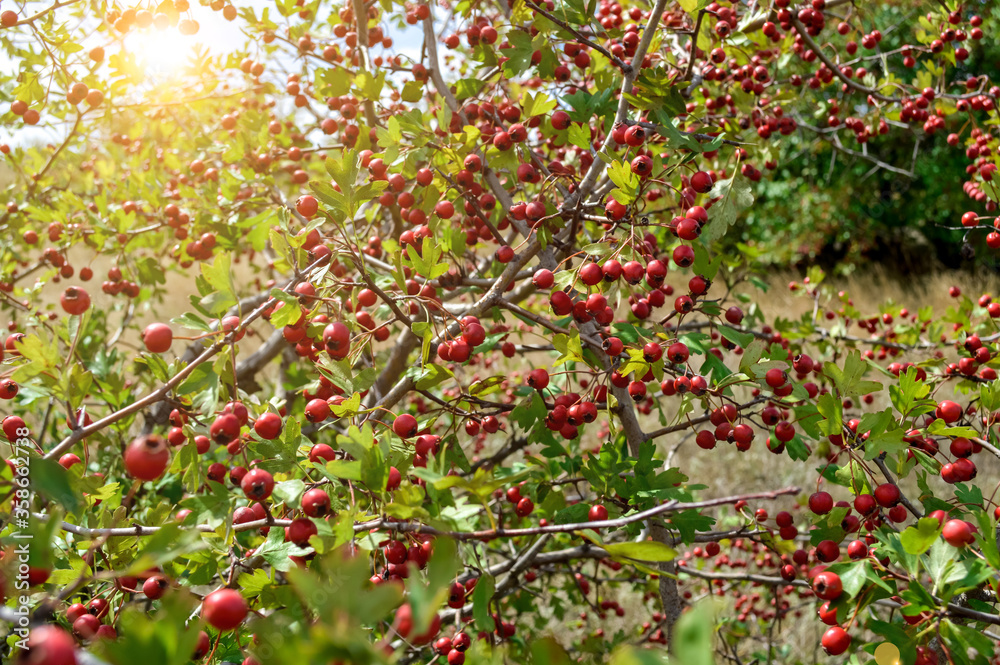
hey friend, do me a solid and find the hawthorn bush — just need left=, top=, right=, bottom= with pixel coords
left=2, top=1, right=1000, bottom=664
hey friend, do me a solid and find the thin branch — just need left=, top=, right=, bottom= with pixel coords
left=683, top=9, right=706, bottom=82
left=43, top=258, right=328, bottom=461
left=9, top=0, right=84, bottom=27
left=643, top=397, right=769, bottom=442
left=523, top=0, right=632, bottom=74
left=627, top=118, right=751, bottom=146
left=794, top=118, right=915, bottom=178
left=790, top=17, right=901, bottom=104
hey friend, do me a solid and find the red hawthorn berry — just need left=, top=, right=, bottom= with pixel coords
left=942, top=519, right=974, bottom=547
left=295, top=195, right=318, bottom=218
left=202, top=588, right=248, bottom=631
left=393, top=413, right=418, bottom=438
left=812, top=571, right=842, bottom=600
left=124, top=434, right=170, bottom=481
left=241, top=468, right=275, bottom=502
left=821, top=626, right=850, bottom=655
left=253, top=412, right=283, bottom=440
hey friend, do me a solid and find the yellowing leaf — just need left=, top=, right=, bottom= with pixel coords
left=602, top=540, right=677, bottom=562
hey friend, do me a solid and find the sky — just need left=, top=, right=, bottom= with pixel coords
left=3, top=1, right=425, bottom=147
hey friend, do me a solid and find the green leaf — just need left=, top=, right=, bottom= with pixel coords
left=323, top=460, right=362, bottom=481
left=32, top=458, right=82, bottom=514
left=669, top=509, right=715, bottom=542
left=530, top=637, right=573, bottom=665
left=654, top=114, right=702, bottom=152
left=889, top=365, right=935, bottom=418
left=255, top=523, right=311, bottom=571
left=272, top=479, right=306, bottom=507
left=738, top=339, right=767, bottom=377
left=900, top=517, right=943, bottom=555
left=611, top=646, right=670, bottom=665
left=502, top=31, right=534, bottom=78
left=671, top=601, right=715, bottom=665
left=816, top=392, right=843, bottom=436
left=134, top=256, right=167, bottom=285
left=521, top=91, right=558, bottom=117
left=552, top=332, right=584, bottom=365
left=454, top=78, right=486, bottom=100
left=128, top=523, right=206, bottom=573
left=200, top=252, right=237, bottom=309
left=831, top=350, right=884, bottom=397
left=95, top=593, right=202, bottom=665
left=830, top=460, right=871, bottom=494
left=701, top=174, right=754, bottom=244
left=823, top=561, right=869, bottom=599
left=406, top=537, right=458, bottom=636
left=355, top=70, right=386, bottom=100
left=324, top=148, right=361, bottom=194
left=472, top=574, right=496, bottom=631
left=554, top=503, right=591, bottom=524
left=612, top=323, right=652, bottom=344
left=717, top=325, right=752, bottom=348
left=926, top=419, right=980, bottom=439
left=176, top=362, right=217, bottom=396
left=567, top=123, right=591, bottom=150
left=238, top=568, right=273, bottom=598
left=691, top=242, right=723, bottom=280
left=401, top=80, right=423, bottom=102
left=883, top=531, right=921, bottom=577
left=269, top=289, right=302, bottom=329
left=606, top=160, right=640, bottom=204
left=170, top=312, right=213, bottom=333
left=860, top=409, right=907, bottom=459
left=941, top=619, right=996, bottom=663
left=510, top=391, right=547, bottom=431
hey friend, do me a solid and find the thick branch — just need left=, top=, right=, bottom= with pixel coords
left=682, top=9, right=706, bottom=82
left=795, top=118, right=915, bottom=178
left=566, top=0, right=669, bottom=211
left=351, top=0, right=379, bottom=127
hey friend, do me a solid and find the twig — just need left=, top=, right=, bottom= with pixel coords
left=790, top=17, right=901, bottom=104
left=683, top=9, right=706, bottom=82
left=43, top=258, right=328, bottom=461
left=8, top=0, right=84, bottom=27
left=523, top=0, right=632, bottom=74
left=643, top=397, right=769, bottom=442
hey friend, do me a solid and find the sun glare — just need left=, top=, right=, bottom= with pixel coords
left=126, top=28, right=201, bottom=74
